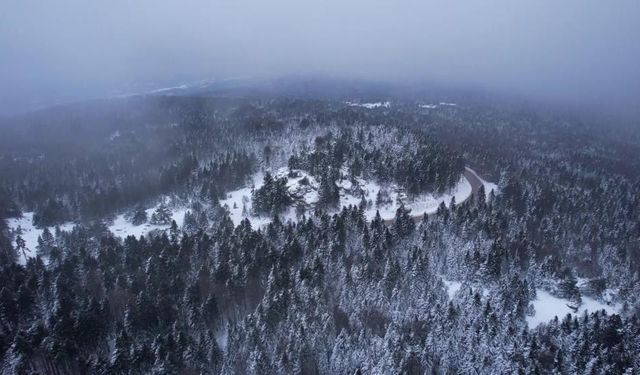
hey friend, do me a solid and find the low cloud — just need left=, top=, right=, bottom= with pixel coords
left=1, top=0, right=639, bottom=114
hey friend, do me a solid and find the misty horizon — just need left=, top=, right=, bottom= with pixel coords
left=1, top=0, right=639, bottom=117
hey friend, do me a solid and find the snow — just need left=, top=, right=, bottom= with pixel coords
left=6, top=212, right=75, bottom=264
left=108, top=202, right=188, bottom=238
left=220, top=166, right=475, bottom=227
left=7, top=201, right=191, bottom=263
left=465, top=167, right=498, bottom=198
left=150, top=84, right=189, bottom=93
left=419, top=102, right=457, bottom=109
left=443, top=279, right=462, bottom=299
left=346, top=101, right=391, bottom=109
left=419, top=104, right=439, bottom=109
left=342, top=174, right=471, bottom=221
left=220, top=170, right=269, bottom=228
left=526, top=289, right=620, bottom=328
left=219, top=169, right=320, bottom=228
left=7, top=201, right=192, bottom=261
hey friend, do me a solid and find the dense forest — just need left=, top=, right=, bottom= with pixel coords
left=1, top=91, right=639, bottom=374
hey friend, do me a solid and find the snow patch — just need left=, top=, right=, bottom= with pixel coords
left=346, top=101, right=391, bottom=109
left=220, top=167, right=475, bottom=227
left=419, top=102, right=457, bottom=109
left=443, top=279, right=462, bottom=299
left=6, top=212, right=75, bottom=264
left=150, top=84, right=189, bottom=94
left=108, top=201, right=188, bottom=238
left=344, top=174, right=471, bottom=221
left=419, top=104, right=439, bottom=109
left=220, top=169, right=320, bottom=228
left=526, top=290, right=620, bottom=328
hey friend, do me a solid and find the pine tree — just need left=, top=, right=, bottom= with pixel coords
left=393, top=203, right=415, bottom=238
left=132, top=206, right=148, bottom=226
left=36, top=227, right=55, bottom=257
left=15, top=235, right=28, bottom=262
left=150, top=203, right=172, bottom=225
left=558, top=267, right=581, bottom=305
left=318, top=172, right=340, bottom=209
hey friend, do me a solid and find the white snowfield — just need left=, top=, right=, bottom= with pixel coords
left=419, top=102, right=457, bottom=109
left=6, top=212, right=75, bottom=264
left=6, top=203, right=190, bottom=263
left=442, top=279, right=463, bottom=299
left=220, top=169, right=314, bottom=228
left=441, top=278, right=619, bottom=329
left=526, top=290, right=620, bottom=328
left=108, top=205, right=188, bottom=239
left=220, top=166, right=478, bottom=227
left=345, top=101, right=391, bottom=109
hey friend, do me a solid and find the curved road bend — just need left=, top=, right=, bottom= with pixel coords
left=384, top=166, right=487, bottom=225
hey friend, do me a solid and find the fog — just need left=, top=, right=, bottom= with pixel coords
left=1, top=0, right=639, bottom=115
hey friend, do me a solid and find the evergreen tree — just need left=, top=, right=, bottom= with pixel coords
left=393, top=203, right=415, bottom=238
left=150, top=203, right=172, bottom=225
left=36, top=227, right=55, bottom=257
left=318, top=172, right=339, bottom=208
left=132, top=206, right=148, bottom=226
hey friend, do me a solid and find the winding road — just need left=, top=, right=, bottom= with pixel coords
left=385, top=166, right=488, bottom=225
left=462, top=167, right=485, bottom=201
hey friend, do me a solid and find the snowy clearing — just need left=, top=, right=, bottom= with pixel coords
left=220, top=168, right=318, bottom=227
left=442, top=279, right=463, bottom=299
left=340, top=173, right=471, bottom=221
left=419, top=102, right=457, bottom=109
left=6, top=203, right=191, bottom=263
left=220, top=167, right=475, bottom=227
left=526, top=290, right=620, bottom=328
left=108, top=202, right=188, bottom=238
left=6, top=212, right=75, bottom=264
left=345, top=101, right=391, bottom=109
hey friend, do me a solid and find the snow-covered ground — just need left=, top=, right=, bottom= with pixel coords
left=465, top=167, right=498, bottom=197
left=6, top=212, right=75, bottom=264
left=526, top=290, right=620, bottom=328
left=338, top=173, right=471, bottom=221
left=441, top=280, right=619, bottom=328
left=346, top=101, right=391, bottom=109
left=419, top=104, right=439, bottom=109
left=220, top=167, right=475, bottom=227
left=419, top=102, right=457, bottom=109
left=6, top=202, right=190, bottom=263
left=442, top=279, right=463, bottom=299
left=108, top=203, right=188, bottom=238
left=220, top=168, right=319, bottom=227
left=149, top=84, right=189, bottom=93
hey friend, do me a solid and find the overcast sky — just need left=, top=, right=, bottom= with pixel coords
left=1, top=0, right=639, bottom=114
